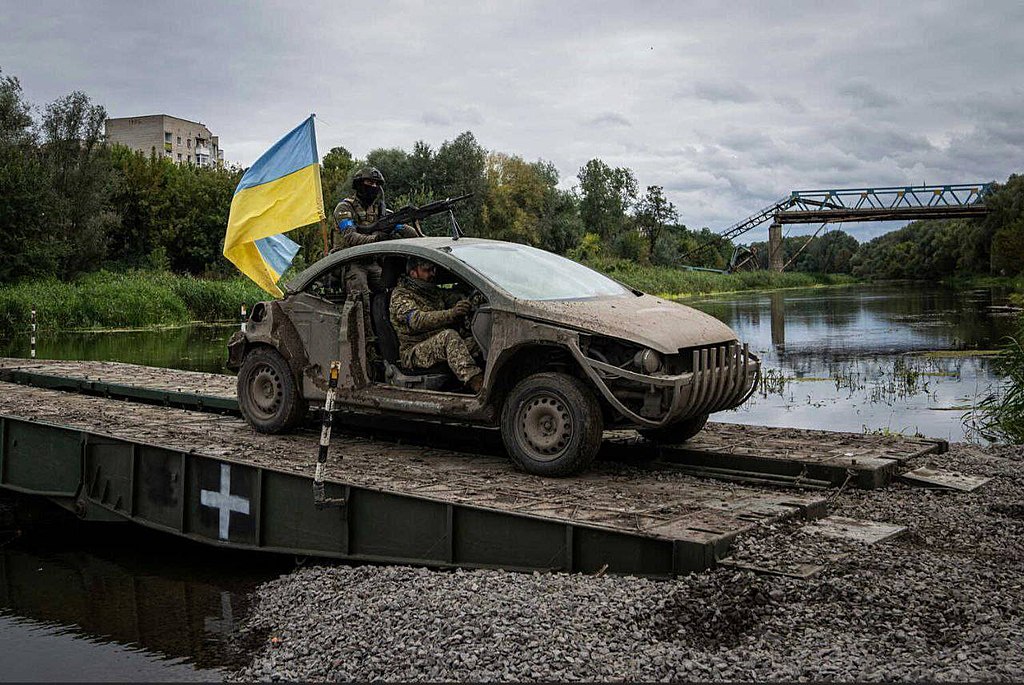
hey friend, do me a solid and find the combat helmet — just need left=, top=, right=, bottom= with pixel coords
left=352, top=166, right=386, bottom=189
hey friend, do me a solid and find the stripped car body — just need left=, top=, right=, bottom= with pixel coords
left=228, top=237, right=760, bottom=475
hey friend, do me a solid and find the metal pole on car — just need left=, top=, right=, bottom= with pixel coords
left=313, top=360, right=346, bottom=509
left=240, top=304, right=247, bottom=332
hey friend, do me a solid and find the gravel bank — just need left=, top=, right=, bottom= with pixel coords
left=231, top=444, right=1024, bottom=682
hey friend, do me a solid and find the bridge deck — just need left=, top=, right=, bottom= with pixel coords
left=0, top=359, right=947, bottom=490
left=0, top=380, right=826, bottom=574
left=0, top=359, right=950, bottom=574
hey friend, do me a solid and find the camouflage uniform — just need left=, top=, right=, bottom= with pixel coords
left=332, top=195, right=419, bottom=294
left=389, top=276, right=482, bottom=383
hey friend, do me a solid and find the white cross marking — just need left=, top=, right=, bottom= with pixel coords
left=200, top=464, right=250, bottom=540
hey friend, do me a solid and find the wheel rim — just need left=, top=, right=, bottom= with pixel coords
left=248, top=363, right=284, bottom=419
left=517, top=391, right=573, bottom=462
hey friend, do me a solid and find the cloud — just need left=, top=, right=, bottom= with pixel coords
left=1, top=0, right=1021, bottom=234
left=584, top=112, right=632, bottom=128
left=689, top=82, right=759, bottom=104
left=420, top=106, right=484, bottom=128
left=838, top=81, right=898, bottom=109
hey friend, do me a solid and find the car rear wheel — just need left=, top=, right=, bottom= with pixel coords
left=638, top=414, right=709, bottom=444
left=237, top=347, right=308, bottom=433
left=501, top=372, right=603, bottom=476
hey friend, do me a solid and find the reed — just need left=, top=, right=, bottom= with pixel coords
left=0, top=261, right=855, bottom=340
left=0, top=271, right=265, bottom=339
left=969, top=318, right=1024, bottom=444
left=586, top=258, right=856, bottom=297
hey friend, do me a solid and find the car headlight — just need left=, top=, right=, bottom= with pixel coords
left=634, top=348, right=662, bottom=374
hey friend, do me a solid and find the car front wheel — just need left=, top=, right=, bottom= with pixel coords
left=638, top=413, right=709, bottom=444
left=500, top=372, right=603, bottom=476
left=237, top=347, right=308, bottom=433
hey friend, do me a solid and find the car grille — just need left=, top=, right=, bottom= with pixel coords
left=684, top=342, right=756, bottom=415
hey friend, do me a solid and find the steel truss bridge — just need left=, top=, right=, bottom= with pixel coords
left=686, top=183, right=994, bottom=271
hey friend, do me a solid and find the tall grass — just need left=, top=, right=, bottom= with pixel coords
left=0, top=261, right=856, bottom=340
left=586, top=258, right=856, bottom=297
left=969, top=319, right=1024, bottom=444
left=0, top=270, right=265, bottom=339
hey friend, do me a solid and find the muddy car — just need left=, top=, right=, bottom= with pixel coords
left=227, top=237, right=760, bottom=476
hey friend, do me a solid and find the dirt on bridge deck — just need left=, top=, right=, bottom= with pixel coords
left=0, top=358, right=944, bottom=489
left=0, top=381, right=826, bottom=543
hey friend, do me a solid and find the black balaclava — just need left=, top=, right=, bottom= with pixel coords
left=356, top=181, right=381, bottom=207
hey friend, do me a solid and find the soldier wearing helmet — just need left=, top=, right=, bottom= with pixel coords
left=332, top=167, right=419, bottom=252
left=333, top=166, right=421, bottom=295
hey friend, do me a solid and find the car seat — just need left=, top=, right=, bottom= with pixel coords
left=369, top=258, right=452, bottom=390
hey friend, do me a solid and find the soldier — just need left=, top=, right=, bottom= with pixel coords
left=389, top=257, right=484, bottom=394
left=333, top=166, right=420, bottom=295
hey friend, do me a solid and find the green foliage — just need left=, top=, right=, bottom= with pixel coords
left=991, top=217, right=1024, bottom=276
left=577, top=159, right=637, bottom=242
left=850, top=220, right=963, bottom=279
left=584, top=258, right=855, bottom=296
left=969, top=318, right=1024, bottom=443
left=568, top=233, right=605, bottom=262
left=850, top=177, right=1024, bottom=280
left=40, top=90, right=112, bottom=278
left=634, top=185, right=678, bottom=262
left=0, top=271, right=265, bottom=338
left=0, top=69, right=55, bottom=281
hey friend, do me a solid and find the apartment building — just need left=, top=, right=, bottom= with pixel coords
left=104, top=114, right=225, bottom=167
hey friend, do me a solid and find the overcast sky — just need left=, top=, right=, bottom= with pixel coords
left=2, top=0, right=1022, bottom=241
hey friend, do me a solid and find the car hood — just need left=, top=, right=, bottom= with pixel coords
left=513, top=294, right=739, bottom=353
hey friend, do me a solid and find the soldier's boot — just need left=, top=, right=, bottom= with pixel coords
left=466, top=372, right=484, bottom=394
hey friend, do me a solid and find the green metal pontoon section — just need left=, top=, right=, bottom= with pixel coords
left=0, top=360, right=948, bottom=576
left=0, top=413, right=710, bottom=574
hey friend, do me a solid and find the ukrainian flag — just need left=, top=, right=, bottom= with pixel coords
left=224, top=116, right=325, bottom=297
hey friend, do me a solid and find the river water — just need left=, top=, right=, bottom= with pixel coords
left=0, top=283, right=1018, bottom=679
left=685, top=283, right=1018, bottom=442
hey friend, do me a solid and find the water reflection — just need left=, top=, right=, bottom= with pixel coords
left=686, top=284, right=1018, bottom=441
left=0, top=324, right=237, bottom=375
left=0, top=518, right=286, bottom=680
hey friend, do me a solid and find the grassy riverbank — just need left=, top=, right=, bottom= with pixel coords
left=0, top=270, right=265, bottom=338
left=0, top=265, right=858, bottom=339
left=586, top=258, right=857, bottom=298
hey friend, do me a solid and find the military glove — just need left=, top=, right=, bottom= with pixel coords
left=452, top=300, right=473, bottom=318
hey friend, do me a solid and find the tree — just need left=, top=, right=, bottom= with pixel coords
left=40, top=90, right=112, bottom=277
left=365, top=147, right=413, bottom=202
left=0, top=68, right=54, bottom=282
left=480, top=153, right=546, bottom=244
left=576, top=159, right=637, bottom=243
left=433, top=131, right=487, bottom=236
left=634, top=185, right=678, bottom=262
left=321, top=145, right=356, bottom=209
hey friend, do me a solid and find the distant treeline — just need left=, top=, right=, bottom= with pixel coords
left=2, top=66, right=1023, bottom=287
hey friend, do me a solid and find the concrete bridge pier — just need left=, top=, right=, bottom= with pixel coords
left=768, top=220, right=784, bottom=272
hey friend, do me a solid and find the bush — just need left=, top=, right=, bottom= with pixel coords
left=969, top=318, right=1024, bottom=444
left=583, top=259, right=855, bottom=297
left=0, top=270, right=267, bottom=338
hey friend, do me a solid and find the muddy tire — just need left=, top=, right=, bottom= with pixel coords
left=237, top=347, right=307, bottom=433
left=500, top=372, right=603, bottom=476
left=638, top=414, right=709, bottom=444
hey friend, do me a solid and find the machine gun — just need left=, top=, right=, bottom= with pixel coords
left=358, top=193, right=473, bottom=237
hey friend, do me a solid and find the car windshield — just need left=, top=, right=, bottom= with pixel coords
left=449, top=243, right=632, bottom=301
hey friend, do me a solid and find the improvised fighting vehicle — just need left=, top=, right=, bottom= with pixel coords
left=227, top=238, right=760, bottom=476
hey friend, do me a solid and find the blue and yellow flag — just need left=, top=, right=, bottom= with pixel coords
left=223, top=116, right=325, bottom=297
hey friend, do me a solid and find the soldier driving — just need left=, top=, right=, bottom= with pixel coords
left=389, top=256, right=484, bottom=394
